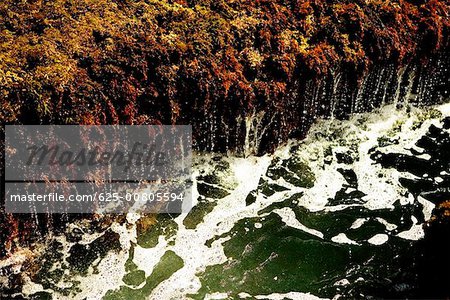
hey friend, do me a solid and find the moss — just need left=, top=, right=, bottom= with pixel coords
left=196, top=182, right=230, bottom=199
left=387, top=119, right=405, bottom=137
left=266, top=156, right=316, bottom=188
left=377, top=135, right=399, bottom=147
left=412, top=108, right=443, bottom=130
left=0, top=0, right=447, bottom=127
left=136, top=215, right=178, bottom=248
left=183, top=197, right=217, bottom=229
left=104, top=250, right=184, bottom=300
left=122, top=270, right=146, bottom=287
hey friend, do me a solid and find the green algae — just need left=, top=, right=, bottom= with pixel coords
left=183, top=197, right=218, bottom=229
left=104, top=250, right=184, bottom=300
left=136, top=216, right=178, bottom=249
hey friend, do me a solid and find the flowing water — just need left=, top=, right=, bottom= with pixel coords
left=3, top=101, right=450, bottom=299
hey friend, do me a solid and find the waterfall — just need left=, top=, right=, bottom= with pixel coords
left=259, top=53, right=447, bottom=155
left=1, top=53, right=448, bottom=268
left=329, top=69, right=342, bottom=120
left=243, top=109, right=275, bottom=157
left=393, top=66, right=406, bottom=108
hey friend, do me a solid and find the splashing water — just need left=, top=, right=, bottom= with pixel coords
left=3, top=101, right=450, bottom=299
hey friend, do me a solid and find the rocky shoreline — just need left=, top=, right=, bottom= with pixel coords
left=0, top=1, right=450, bottom=297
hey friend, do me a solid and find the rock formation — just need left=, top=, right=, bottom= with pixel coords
left=0, top=2, right=449, bottom=290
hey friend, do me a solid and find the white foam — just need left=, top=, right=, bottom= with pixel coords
left=331, top=233, right=359, bottom=245
left=273, top=208, right=324, bottom=239
left=418, top=196, right=435, bottom=221
left=368, top=234, right=389, bottom=245
left=350, top=218, right=368, bottom=229
left=397, top=224, right=425, bottom=241
left=12, top=101, right=450, bottom=299
left=334, top=279, right=350, bottom=286
left=376, top=218, right=398, bottom=231
left=148, top=155, right=274, bottom=299
left=397, top=216, right=425, bottom=241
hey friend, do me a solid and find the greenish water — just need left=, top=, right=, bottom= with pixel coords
left=3, top=103, right=450, bottom=299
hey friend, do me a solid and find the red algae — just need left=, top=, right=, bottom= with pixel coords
left=0, top=0, right=448, bottom=127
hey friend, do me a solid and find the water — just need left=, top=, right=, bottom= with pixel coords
left=3, top=102, right=450, bottom=299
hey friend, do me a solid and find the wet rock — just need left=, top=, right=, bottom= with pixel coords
left=337, top=168, right=358, bottom=188
left=335, top=151, right=355, bottom=164
left=137, top=215, right=178, bottom=248
left=245, top=191, right=257, bottom=206
left=197, top=183, right=230, bottom=199
left=67, top=229, right=121, bottom=274
left=266, top=157, right=315, bottom=188
left=416, top=200, right=450, bottom=298
left=104, top=250, right=184, bottom=300
left=183, top=197, right=217, bottom=229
